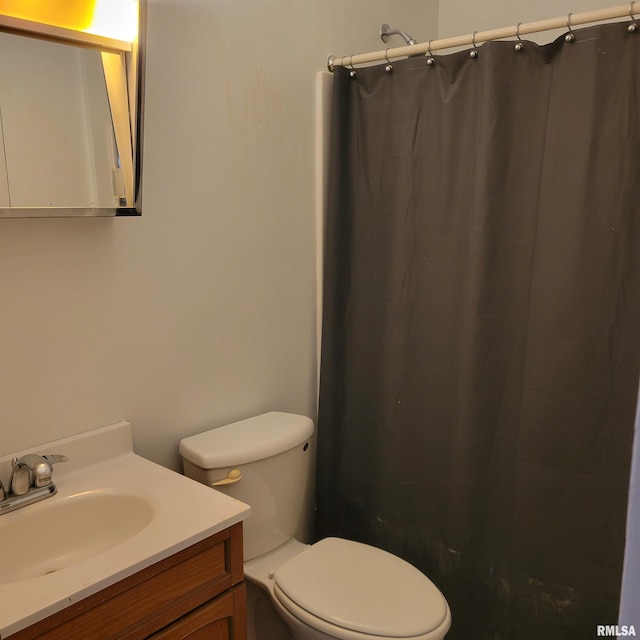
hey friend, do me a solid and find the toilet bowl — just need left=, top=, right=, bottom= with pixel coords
left=179, top=412, right=451, bottom=640
left=245, top=537, right=451, bottom=640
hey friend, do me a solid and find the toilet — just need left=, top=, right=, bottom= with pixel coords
left=179, top=412, right=451, bottom=640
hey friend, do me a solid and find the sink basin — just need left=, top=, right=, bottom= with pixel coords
left=0, top=491, right=155, bottom=584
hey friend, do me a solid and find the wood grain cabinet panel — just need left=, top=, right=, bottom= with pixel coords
left=149, top=584, right=246, bottom=640
left=10, top=523, right=246, bottom=640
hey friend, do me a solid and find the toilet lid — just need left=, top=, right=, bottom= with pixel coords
left=273, top=537, right=449, bottom=637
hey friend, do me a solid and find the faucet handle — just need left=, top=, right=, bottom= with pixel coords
left=16, top=453, right=68, bottom=489
left=9, top=458, right=32, bottom=496
left=33, top=454, right=68, bottom=487
left=42, top=454, right=69, bottom=465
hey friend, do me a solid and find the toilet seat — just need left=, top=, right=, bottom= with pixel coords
left=273, top=537, right=450, bottom=639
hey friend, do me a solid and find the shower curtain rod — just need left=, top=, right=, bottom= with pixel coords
left=327, top=2, right=638, bottom=70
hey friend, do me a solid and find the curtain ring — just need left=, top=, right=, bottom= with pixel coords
left=514, top=22, right=524, bottom=51
left=384, top=49, right=393, bottom=73
left=565, top=13, right=575, bottom=42
left=426, top=40, right=435, bottom=66
left=348, top=55, right=357, bottom=78
left=470, top=31, right=479, bottom=58
left=629, top=1, right=638, bottom=32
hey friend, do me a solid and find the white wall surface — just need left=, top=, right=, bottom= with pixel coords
left=0, top=0, right=438, bottom=471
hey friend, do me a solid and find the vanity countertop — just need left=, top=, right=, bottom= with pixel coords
left=0, top=422, right=251, bottom=638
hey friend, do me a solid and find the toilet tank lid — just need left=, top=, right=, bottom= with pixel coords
left=179, top=412, right=314, bottom=469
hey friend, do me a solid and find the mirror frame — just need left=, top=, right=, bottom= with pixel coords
left=0, top=1, right=146, bottom=218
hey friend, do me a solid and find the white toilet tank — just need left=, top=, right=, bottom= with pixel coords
left=179, top=412, right=315, bottom=561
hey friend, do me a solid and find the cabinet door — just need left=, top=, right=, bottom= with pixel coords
left=149, top=584, right=246, bottom=640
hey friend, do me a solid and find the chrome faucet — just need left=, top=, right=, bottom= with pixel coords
left=0, top=453, right=68, bottom=515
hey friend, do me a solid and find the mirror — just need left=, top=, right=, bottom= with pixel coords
left=0, top=3, right=145, bottom=217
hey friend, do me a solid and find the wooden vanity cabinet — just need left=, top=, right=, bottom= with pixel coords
left=10, top=522, right=246, bottom=640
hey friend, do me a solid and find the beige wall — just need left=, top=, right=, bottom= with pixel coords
left=0, top=0, right=438, bottom=470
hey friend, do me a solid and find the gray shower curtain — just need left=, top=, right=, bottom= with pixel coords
left=316, top=23, right=640, bottom=640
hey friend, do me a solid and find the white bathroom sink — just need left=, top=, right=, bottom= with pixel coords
left=0, top=491, right=155, bottom=584
left=0, top=421, right=250, bottom=638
